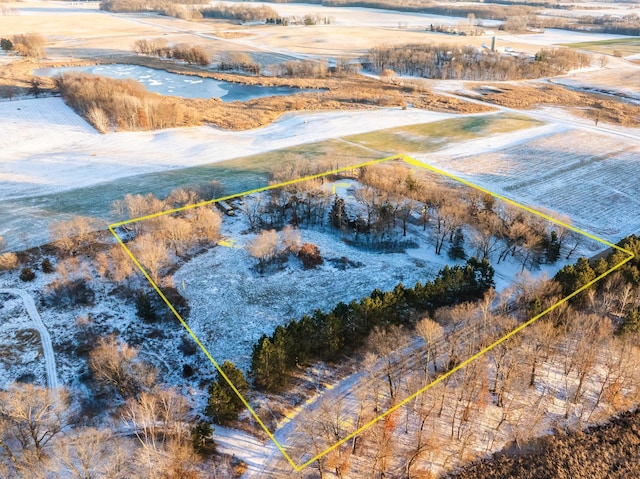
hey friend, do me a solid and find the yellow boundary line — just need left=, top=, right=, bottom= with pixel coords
left=109, top=154, right=634, bottom=472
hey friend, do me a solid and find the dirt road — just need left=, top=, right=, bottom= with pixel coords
left=0, top=289, right=59, bottom=389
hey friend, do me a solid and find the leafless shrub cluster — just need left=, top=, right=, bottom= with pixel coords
left=133, top=39, right=209, bottom=66
left=55, top=73, right=202, bottom=132
left=11, top=33, right=45, bottom=60
left=269, top=59, right=330, bottom=78
left=217, top=51, right=260, bottom=74
left=99, top=0, right=201, bottom=13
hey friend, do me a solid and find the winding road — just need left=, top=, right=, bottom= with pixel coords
left=0, top=289, right=59, bottom=389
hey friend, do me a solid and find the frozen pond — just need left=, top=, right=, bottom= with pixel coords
left=34, top=64, right=314, bottom=101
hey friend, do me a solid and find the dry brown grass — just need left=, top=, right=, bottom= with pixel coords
left=467, top=83, right=640, bottom=127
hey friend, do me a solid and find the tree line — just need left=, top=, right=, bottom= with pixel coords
left=366, top=44, right=590, bottom=80
left=201, top=3, right=280, bottom=22
left=250, top=256, right=495, bottom=392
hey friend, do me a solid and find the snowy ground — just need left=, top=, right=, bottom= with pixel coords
left=174, top=215, right=441, bottom=372
left=211, top=1, right=503, bottom=29
left=0, top=98, right=454, bottom=203
left=413, top=125, right=640, bottom=242
left=172, top=177, right=585, bottom=373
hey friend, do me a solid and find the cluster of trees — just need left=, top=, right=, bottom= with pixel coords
left=241, top=162, right=570, bottom=270
left=277, top=237, right=640, bottom=477
left=450, top=407, right=640, bottom=479
left=573, top=13, right=640, bottom=36
left=110, top=194, right=222, bottom=283
left=99, top=0, right=200, bottom=13
left=287, top=296, right=640, bottom=478
left=133, top=39, right=209, bottom=66
left=366, top=44, right=590, bottom=80
left=201, top=3, right=279, bottom=22
left=0, top=335, right=230, bottom=477
left=55, top=73, right=202, bottom=132
left=42, top=184, right=222, bottom=309
left=556, top=235, right=640, bottom=333
left=321, top=0, right=533, bottom=21
left=250, top=257, right=494, bottom=392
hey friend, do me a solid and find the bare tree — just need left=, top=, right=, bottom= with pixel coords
left=246, top=229, right=280, bottom=271
left=241, top=194, right=264, bottom=231
left=367, top=325, right=411, bottom=400
left=0, top=384, right=69, bottom=475
left=56, top=428, right=136, bottom=479
left=88, top=335, right=156, bottom=399
left=190, top=207, right=222, bottom=244
left=434, top=203, right=466, bottom=255
left=131, top=234, right=169, bottom=283
left=415, top=316, right=444, bottom=380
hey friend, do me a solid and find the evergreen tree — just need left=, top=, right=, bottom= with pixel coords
left=543, top=230, right=561, bottom=264
left=448, top=228, right=467, bottom=260
left=41, top=258, right=54, bottom=273
left=0, top=38, right=13, bottom=51
left=191, top=420, right=215, bottom=455
left=554, top=257, right=596, bottom=297
left=250, top=336, right=288, bottom=392
left=206, top=361, right=249, bottom=425
left=619, top=308, right=640, bottom=336
left=135, top=291, right=157, bottom=323
left=329, top=195, right=349, bottom=231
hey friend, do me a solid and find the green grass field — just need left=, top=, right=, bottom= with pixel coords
left=563, top=38, right=640, bottom=56
left=342, top=114, right=542, bottom=154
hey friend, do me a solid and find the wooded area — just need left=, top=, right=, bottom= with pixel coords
left=366, top=45, right=589, bottom=81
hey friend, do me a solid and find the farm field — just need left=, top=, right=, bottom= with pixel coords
left=563, top=37, right=640, bottom=57
left=415, top=128, right=640, bottom=241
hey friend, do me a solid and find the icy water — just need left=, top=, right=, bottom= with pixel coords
left=0, top=157, right=274, bottom=249
left=34, top=64, right=313, bottom=101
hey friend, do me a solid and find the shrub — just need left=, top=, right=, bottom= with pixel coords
left=19, top=267, right=36, bottom=282
left=12, top=33, right=45, bottom=60
left=41, top=258, right=54, bottom=273
left=178, top=336, right=198, bottom=356
left=298, top=243, right=323, bottom=269
left=0, top=38, right=13, bottom=51
left=135, top=291, right=158, bottom=323
left=0, top=253, right=18, bottom=271
left=182, top=363, right=194, bottom=378
left=55, top=73, right=202, bottom=133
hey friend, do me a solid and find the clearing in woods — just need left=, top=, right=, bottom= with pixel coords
left=109, top=154, right=634, bottom=472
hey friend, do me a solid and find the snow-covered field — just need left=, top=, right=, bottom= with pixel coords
left=0, top=98, right=454, bottom=203
left=497, top=28, right=630, bottom=47
left=414, top=127, right=640, bottom=242
left=211, top=0, right=501, bottom=28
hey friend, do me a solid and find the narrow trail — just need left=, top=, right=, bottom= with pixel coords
left=0, top=289, right=59, bottom=389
